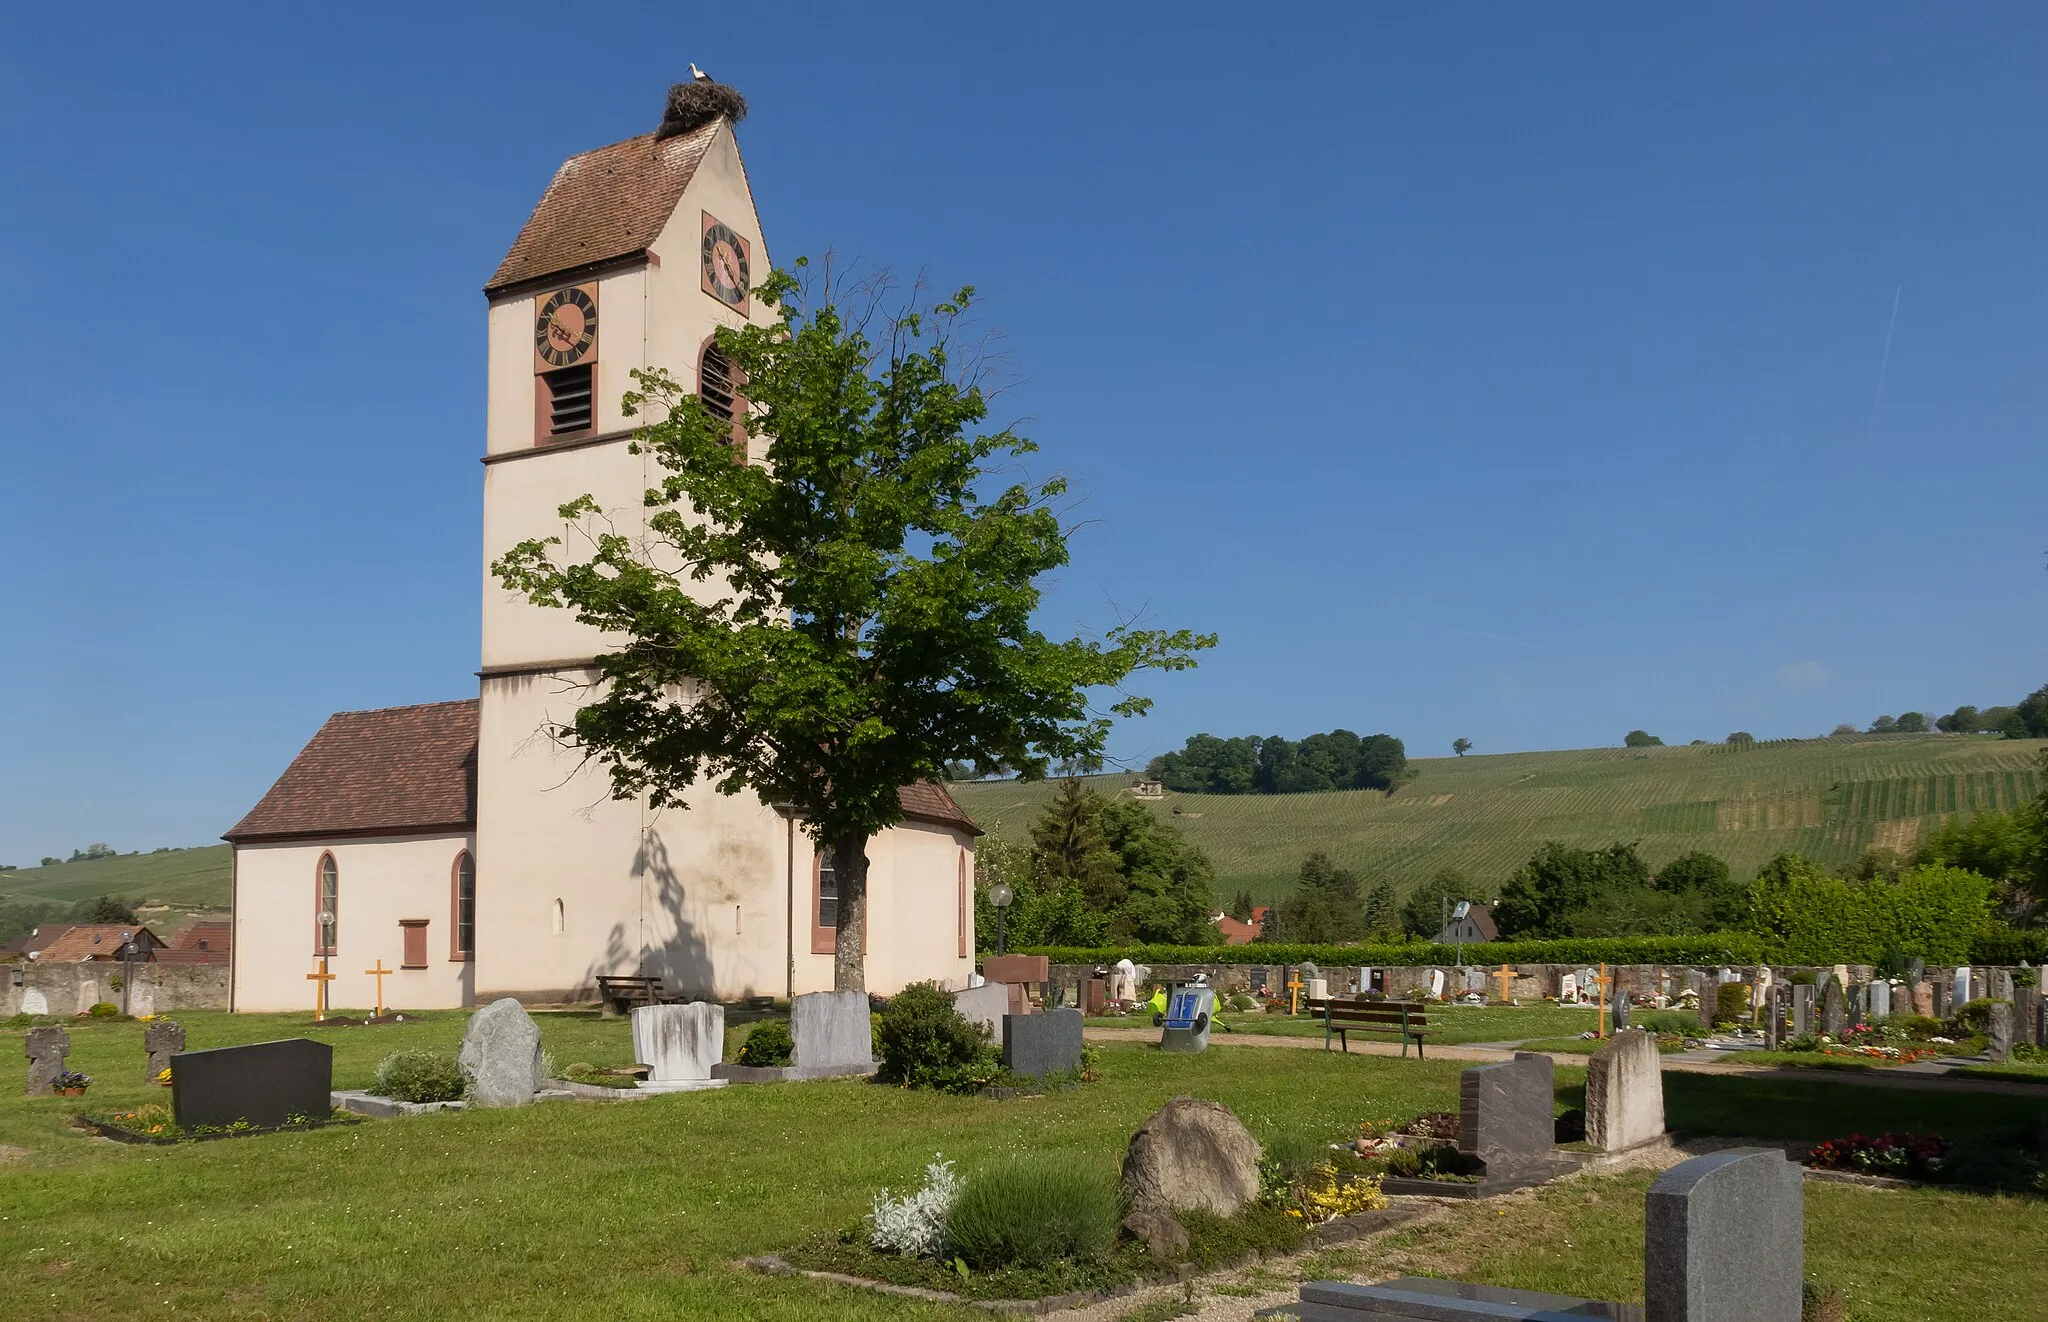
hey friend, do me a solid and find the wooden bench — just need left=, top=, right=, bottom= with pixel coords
left=595, top=975, right=682, bottom=1017
left=1304, top=997, right=1437, bottom=1058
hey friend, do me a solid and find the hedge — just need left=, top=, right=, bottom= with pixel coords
left=1970, top=929, right=2048, bottom=965
left=1016, top=932, right=1767, bottom=969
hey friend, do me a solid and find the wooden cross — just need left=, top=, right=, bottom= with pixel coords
left=1593, top=963, right=1615, bottom=1038
left=364, top=961, right=393, bottom=1018
left=1286, top=971, right=1303, bottom=1016
left=306, top=963, right=335, bottom=1022
left=1494, top=964, right=1516, bottom=1005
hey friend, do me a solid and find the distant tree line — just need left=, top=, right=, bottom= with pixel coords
left=1147, top=730, right=1413, bottom=796
left=0, top=893, right=140, bottom=949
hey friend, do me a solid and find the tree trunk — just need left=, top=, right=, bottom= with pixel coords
left=831, top=832, right=871, bottom=992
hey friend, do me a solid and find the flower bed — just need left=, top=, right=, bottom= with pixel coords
left=1805, top=1129, right=2047, bottom=1193
left=77, top=1103, right=363, bottom=1145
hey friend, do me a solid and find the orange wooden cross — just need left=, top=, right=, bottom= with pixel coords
left=364, top=960, right=393, bottom=1018
left=1494, top=964, right=1516, bottom=1004
left=1593, top=963, right=1614, bottom=1038
left=1287, top=971, right=1303, bottom=1016
left=307, top=963, right=336, bottom=1021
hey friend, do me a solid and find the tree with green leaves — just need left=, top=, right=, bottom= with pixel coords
left=1623, top=730, right=1664, bottom=748
left=1363, top=877, right=1399, bottom=938
left=492, top=266, right=1212, bottom=990
left=1451, top=738, right=1472, bottom=757
left=1725, top=731, right=1755, bottom=747
left=1493, top=842, right=1654, bottom=937
left=1400, top=868, right=1471, bottom=938
left=1894, top=712, right=1929, bottom=734
left=1227, top=889, right=1256, bottom=923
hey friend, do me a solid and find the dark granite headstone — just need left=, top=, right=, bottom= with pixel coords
left=24, top=1026, right=70, bottom=1097
left=1645, top=1148, right=1802, bottom=1322
left=1459, top=1052, right=1555, bottom=1179
left=1612, top=991, right=1631, bottom=1032
left=1820, top=979, right=1845, bottom=1038
left=171, top=1038, right=333, bottom=1130
left=1932, top=979, right=1951, bottom=1019
left=143, top=1020, right=185, bottom=1083
left=1002, top=1008, right=1083, bottom=1079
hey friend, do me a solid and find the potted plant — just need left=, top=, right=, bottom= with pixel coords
left=53, top=1070, right=91, bottom=1097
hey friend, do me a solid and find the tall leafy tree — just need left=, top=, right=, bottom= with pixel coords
left=1493, top=842, right=1653, bottom=937
left=1451, top=738, right=1473, bottom=757
left=1401, top=868, right=1471, bottom=938
left=1623, top=730, right=1664, bottom=748
left=492, top=267, right=1211, bottom=990
left=1363, top=877, right=1399, bottom=937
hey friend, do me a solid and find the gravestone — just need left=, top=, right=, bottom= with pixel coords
left=1428, top=968, right=1447, bottom=998
left=1867, top=980, right=1892, bottom=1020
left=1694, top=973, right=1716, bottom=1031
left=1952, top=966, right=1973, bottom=1008
left=171, top=1038, right=332, bottom=1130
left=23, top=1026, right=70, bottom=1097
left=1585, top=1029, right=1664, bottom=1153
left=1645, top=1148, right=1802, bottom=1322
left=1122, top=1097, right=1260, bottom=1217
left=1249, top=966, right=1270, bottom=994
left=19, top=988, right=48, bottom=1016
left=2017, top=987, right=2041, bottom=1048
left=1790, top=983, right=1813, bottom=1038
left=953, top=982, right=1009, bottom=1037
left=983, top=954, right=1050, bottom=1016
left=143, top=1019, right=185, bottom=1083
left=1933, top=979, right=1951, bottom=1018
left=1559, top=973, right=1579, bottom=1005
left=1084, top=978, right=1107, bottom=1014
left=1613, top=990, right=1631, bottom=1032
left=1003, top=1007, right=1083, bottom=1079
left=630, top=1002, right=727, bottom=1091
left=458, top=997, right=544, bottom=1106
left=1458, top=1052, right=1558, bottom=1182
left=790, top=989, right=873, bottom=1071
left=1763, top=985, right=1785, bottom=1049
left=1820, top=979, right=1845, bottom=1038
left=1987, top=1002, right=2014, bottom=1062
left=1992, top=968, right=2014, bottom=1002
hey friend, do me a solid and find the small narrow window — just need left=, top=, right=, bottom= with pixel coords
left=452, top=852, right=475, bottom=959
left=699, top=340, right=746, bottom=463
left=541, top=365, right=593, bottom=436
left=811, top=850, right=837, bottom=955
left=551, top=897, right=565, bottom=935
left=957, top=851, right=969, bottom=958
left=315, top=853, right=339, bottom=955
left=400, top=920, right=429, bottom=969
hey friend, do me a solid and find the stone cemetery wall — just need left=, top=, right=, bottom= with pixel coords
left=5, top=961, right=229, bottom=1017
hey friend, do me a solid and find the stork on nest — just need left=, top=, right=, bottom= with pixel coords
left=658, top=73, right=748, bottom=140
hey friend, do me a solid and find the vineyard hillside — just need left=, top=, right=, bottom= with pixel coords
left=0, top=845, right=231, bottom=913
left=949, top=734, right=2046, bottom=905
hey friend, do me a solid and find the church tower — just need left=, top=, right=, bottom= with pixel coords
left=471, top=82, right=979, bottom=1002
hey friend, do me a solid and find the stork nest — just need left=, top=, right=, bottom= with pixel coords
left=658, top=80, right=748, bottom=139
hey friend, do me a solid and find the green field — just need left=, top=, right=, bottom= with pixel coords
left=952, top=733, right=2047, bottom=905
left=0, top=844, right=231, bottom=913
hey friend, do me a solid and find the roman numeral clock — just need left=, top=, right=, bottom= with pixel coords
left=533, top=284, right=598, bottom=370
left=700, top=212, right=750, bottom=313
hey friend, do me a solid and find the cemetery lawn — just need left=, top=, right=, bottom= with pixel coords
left=1088, top=1004, right=1602, bottom=1046
left=8, top=1013, right=2044, bottom=1321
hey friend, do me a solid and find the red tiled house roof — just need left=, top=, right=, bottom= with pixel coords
left=35, top=924, right=163, bottom=962
left=157, top=920, right=232, bottom=965
left=224, top=701, right=479, bottom=844
left=225, top=699, right=977, bottom=842
left=485, top=121, right=721, bottom=296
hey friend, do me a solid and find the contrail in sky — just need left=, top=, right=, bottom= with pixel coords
left=1869, top=286, right=1902, bottom=430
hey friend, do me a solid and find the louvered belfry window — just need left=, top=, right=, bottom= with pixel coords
left=542, top=364, right=593, bottom=435
left=699, top=343, right=737, bottom=423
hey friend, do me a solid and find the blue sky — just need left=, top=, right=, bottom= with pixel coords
left=3, top=4, right=2044, bottom=863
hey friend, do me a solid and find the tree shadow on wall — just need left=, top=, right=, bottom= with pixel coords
left=580, top=826, right=716, bottom=1001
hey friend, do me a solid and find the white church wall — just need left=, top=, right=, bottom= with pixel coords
left=232, top=833, right=475, bottom=1013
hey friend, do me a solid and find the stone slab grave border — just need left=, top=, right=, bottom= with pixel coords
left=1382, top=1053, right=1577, bottom=1199
left=76, top=1112, right=364, bottom=1145
left=741, top=1205, right=1432, bottom=1315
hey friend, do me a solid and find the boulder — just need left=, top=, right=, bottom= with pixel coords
left=458, top=998, right=543, bottom=1106
left=1122, top=1206, right=1189, bottom=1259
left=1121, top=1096, right=1261, bottom=1216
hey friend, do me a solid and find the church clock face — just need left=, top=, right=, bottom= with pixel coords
left=700, top=212, right=750, bottom=312
left=533, top=284, right=598, bottom=370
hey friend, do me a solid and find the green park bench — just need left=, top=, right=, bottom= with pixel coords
left=1305, top=997, right=1437, bottom=1058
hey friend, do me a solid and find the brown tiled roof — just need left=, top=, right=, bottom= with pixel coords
left=898, top=781, right=981, bottom=837
left=485, top=120, right=722, bottom=295
left=169, top=921, right=232, bottom=956
left=35, top=925, right=163, bottom=962
left=225, top=701, right=479, bottom=844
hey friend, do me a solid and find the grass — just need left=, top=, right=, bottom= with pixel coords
left=0, top=843, right=231, bottom=911
left=1092, top=1003, right=1602, bottom=1046
left=1954, top=1060, right=2048, bottom=1084
left=951, top=733, right=2048, bottom=902
left=6, top=1010, right=2044, bottom=1320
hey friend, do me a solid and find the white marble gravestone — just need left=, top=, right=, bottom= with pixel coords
left=1953, top=966, right=1973, bottom=1007
left=19, top=988, right=47, bottom=1016
left=1867, top=980, right=1892, bottom=1019
left=630, top=1002, right=728, bottom=1093
left=1428, top=969, right=1447, bottom=998
left=1559, top=974, right=1579, bottom=1005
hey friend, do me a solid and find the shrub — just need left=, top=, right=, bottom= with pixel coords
left=1948, top=998, right=1996, bottom=1035
left=737, top=1019, right=794, bottom=1067
left=88, top=1002, right=120, bottom=1018
left=944, top=1155, right=1123, bottom=1270
left=875, top=981, right=998, bottom=1093
left=1714, top=983, right=1750, bottom=1025
left=867, top=1156, right=960, bottom=1259
left=1633, top=1010, right=1699, bottom=1036
left=376, top=1050, right=466, bottom=1104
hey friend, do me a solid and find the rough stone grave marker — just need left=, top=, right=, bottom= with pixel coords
left=1791, top=984, right=1813, bottom=1039
left=1586, top=1029, right=1664, bottom=1153
left=24, top=1026, right=70, bottom=1097
left=630, top=1002, right=727, bottom=1092
left=2017, top=986, right=2041, bottom=1048
left=1645, top=1148, right=1803, bottom=1321
left=1003, top=1007, right=1082, bottom=1079
left=791, top=989, right=873, bottom=1072
left=459, top=997, right=544, bottom=1106
left=171, top=1038, right=332, bottom=1130
left=1693, top=973, right=1715, bottom=1030
left=1933, top=979, right=1952, bottom=1018
left=1763, top=985, right=1785, bottom=1049
left=144, top=1019, right=185, bottom=1083
left=1988, top=1002, right=2014, bottom=1062
left=1820, top=979, right=1845, bottom=1037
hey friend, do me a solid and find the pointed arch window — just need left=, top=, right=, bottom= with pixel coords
left=698, top=339, right=748, bottom=463
left=451, top=851, right=475, bottom=960
left=314, top=853, right=339, bottom=955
